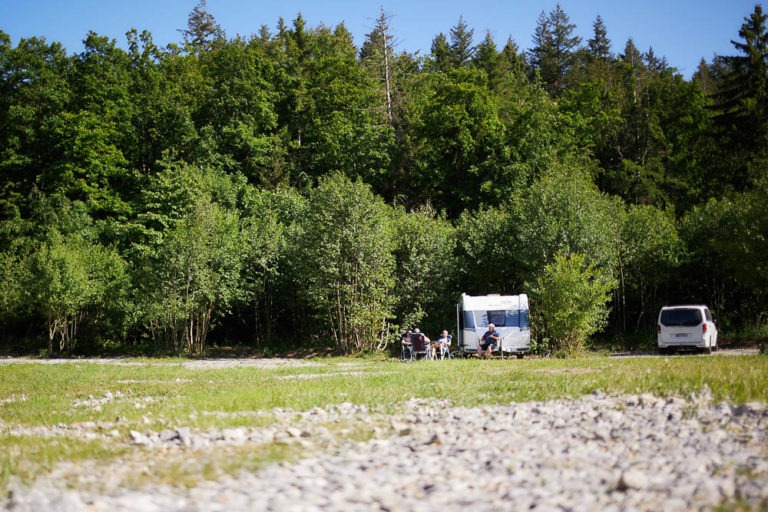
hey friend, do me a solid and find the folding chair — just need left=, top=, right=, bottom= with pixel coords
left=437, top=335, right=453, bottom=360
left=411, top=332, right=429, bottom=360
left=401, top=341, right=413, bottom=361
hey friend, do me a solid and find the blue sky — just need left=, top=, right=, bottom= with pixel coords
left=1, top=0, right=762, bottom=78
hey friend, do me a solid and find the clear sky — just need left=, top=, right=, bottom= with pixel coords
left=1, top=0, right=762, bottom=78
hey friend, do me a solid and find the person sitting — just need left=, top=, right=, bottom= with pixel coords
left=401, top=329, right=413, bottom=360
left=478, top=323, right=500, bottom=359
left=431, top=329, right=452, bottom=359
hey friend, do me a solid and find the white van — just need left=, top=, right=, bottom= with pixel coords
left=456, top=293, right=530, bottom=358
left=657, top=305, right=718, bottom=354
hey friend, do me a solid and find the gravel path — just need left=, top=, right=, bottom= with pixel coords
left=3, top=385, right=767, bottom=511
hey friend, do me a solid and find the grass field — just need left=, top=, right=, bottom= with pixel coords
left=1, top=353, right=766, bottom=491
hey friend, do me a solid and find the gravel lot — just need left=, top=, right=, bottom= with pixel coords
left=2, top=353, right=766, bottom=511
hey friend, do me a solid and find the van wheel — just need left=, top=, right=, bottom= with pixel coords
left=659, top=347, right=667, bottom=355
left=705, top=344, right=713, bottom=354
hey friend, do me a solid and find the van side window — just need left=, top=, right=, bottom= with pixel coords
left=705, top=309, right=713, bottom=322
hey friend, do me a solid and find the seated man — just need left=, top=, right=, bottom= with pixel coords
left=431, top=329, right=451, bottom=359
left=401, top=329, right=413, bottom=360
left=478, top=323, right=500, bottom=359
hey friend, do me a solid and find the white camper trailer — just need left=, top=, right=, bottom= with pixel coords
left=456, top=293, right=530, bottom=358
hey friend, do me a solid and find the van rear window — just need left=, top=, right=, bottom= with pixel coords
left=660, top=309, right=703, bottom=327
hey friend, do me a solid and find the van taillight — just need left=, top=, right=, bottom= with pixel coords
left=702, top=323, right=708, bottom=333
left=657, top=324, right=661, bottom=334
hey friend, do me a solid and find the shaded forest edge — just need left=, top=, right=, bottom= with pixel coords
left=1, top=2, right=768, bottom=357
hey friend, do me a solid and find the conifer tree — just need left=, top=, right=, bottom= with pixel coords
left=181, top=0, right=224, bottom=53
left=713, top=4, right=768, bottom=166
left=449, top=16, right=475, bottom=67
left=429, top=33, right=451, bottom=72
left=473, top=31, right=500, bottom=82
left=528, top=4, right=582, bottom=95
left=587, top=15, right=611, bottom=61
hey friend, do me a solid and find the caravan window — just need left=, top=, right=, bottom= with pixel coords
left=464, top=309, right=522, bottom=328
left=488, top=310, right=513, bottom=327
left=463, top=310, right=488, bottom=328
left=520, top=309, right=529, bottom=328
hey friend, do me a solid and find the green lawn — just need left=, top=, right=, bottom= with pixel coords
left=1, top=353, right=766, bottom=490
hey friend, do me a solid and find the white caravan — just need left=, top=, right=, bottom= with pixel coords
left=456, top=293, right=531, bottom=358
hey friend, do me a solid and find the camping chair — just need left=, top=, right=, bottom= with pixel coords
left=437, top=335, right=453, bottom=360
left=401, top=340, right=413, bottom=361
left=411, top=332, right=430, bottom=360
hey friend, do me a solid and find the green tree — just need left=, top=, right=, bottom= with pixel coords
left=181, top=0, right=225, bottom=53
left=529, top=4, right=582, bottom=95
left=618, top=204, right=682, bottom=335
left=410, top=67, right=505, bottom=216
left=449, top=16, right=475, bottom=67
left=37, top=32, right=136, bottom=219
left=237, top=186, right=291, bottom=347
left=679, top=183, right=768, bottom=331
left=0, top=34, right=71, bottom=218
left=514, top=162, right=621, bottom=279
left=587, top=15, right=611, bottom=61
left=391, top=205, right=457, bottom=334
left=28, top=230, right=127, bottom=356
left=532, top=252, right=616, bottom=356
left=146, top=197, right=243, bottom=355
left=193, top=37, right=281, bottom=185
left=0, top=246, right=30, bottom=338
left=129, top=163, right=246, bottom=354
left=125, top=29, right=197, bottom=177
left=292, top=173, right=395, bottom=353
left=455, top=205, right=522, bottom=295
left=273, top=18, right=392, bottom=189
left=429, top=33, right=451, bottom=73
left=473, top=31, right=500, bottom=84
left=712, top=4, right=768, bottom=188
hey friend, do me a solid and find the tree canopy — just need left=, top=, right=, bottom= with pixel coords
left=1, top=4, right=767, bottom=356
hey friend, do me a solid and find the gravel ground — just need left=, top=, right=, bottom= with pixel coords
left=3, top=379, right=767, bottom=512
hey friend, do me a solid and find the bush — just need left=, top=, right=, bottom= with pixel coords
left=531, top=252, right=616, bottom=356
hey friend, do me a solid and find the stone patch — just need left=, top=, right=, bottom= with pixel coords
left=3, top=388, right=767, bottom=511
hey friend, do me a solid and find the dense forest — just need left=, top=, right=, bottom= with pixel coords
left=1, top=2, right=767, bottom=356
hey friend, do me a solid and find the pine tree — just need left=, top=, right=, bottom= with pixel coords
left=528, top=4, right=582, bottom=95
left=693, top=58, right=716, bottom=95
left=500, top=37, right=527, bottom=76
left=181, top=0, right=224, bottom=53
left=429, top=33, right=451, bottom=72
left=449, top=16, right=475, bottom=67
left=620, top=38, right=643, bottom=68
left=713, top=5, right=768, bottom=147
left=587, top=15, right=611, bottom=61
left=473, top=31, right=500, bottom=82
left=644, top=47, right=668, bottom=74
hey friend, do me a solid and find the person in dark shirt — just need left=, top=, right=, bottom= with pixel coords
left=478, top=323, right=500, bottom=359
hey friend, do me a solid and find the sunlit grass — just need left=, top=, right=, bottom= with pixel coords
left=0, top=435, right=129, bottom=491
left=0, top=353, right=766, bottom=491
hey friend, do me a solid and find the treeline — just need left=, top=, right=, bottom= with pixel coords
left=1, top=2, right=767, bottom=356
